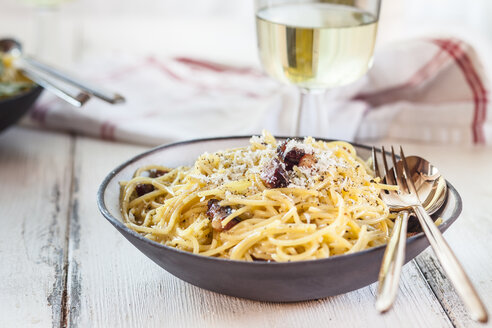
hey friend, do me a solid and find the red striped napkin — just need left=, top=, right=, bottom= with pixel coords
left=24, top=37, right=490, bottom=145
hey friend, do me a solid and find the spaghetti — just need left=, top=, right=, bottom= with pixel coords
left=0, top=52, right=34, bottom=99
left=120, top=131, right=394, bottom=262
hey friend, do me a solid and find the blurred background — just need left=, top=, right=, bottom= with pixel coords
left=2, top=0, right=492, bottom=70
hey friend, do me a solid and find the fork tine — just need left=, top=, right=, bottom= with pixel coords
left=400, top=146, right=418, bottom=196
left=391, top=146, right=408, bottom=193
left=381, top=146, right=396, bottom=185
left=372, top=147, right=381, bottom=179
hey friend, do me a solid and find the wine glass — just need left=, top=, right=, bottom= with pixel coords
left=23, top=0, right=73, bottom=65
left=255, top=0, right=381, bottom=136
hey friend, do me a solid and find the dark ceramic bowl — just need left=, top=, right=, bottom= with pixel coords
left=0, top=85, right=43, bottom=132
left=97, top=136, right=462, bottom=302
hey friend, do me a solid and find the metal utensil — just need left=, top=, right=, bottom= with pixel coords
left=372, top=146, right=412, bottom=312
left=373, top=148, right=447, bottom=312
left=377, top=146, right=488, bottom=322
left=0, top=38, right=90, bottom=107
left=24, top=55, right=125, bottom=104
left=0, top=38, right=125, bottom=105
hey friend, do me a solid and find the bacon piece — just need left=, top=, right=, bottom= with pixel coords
left=261, top=158, right=289, bottom=188
left=206, top=199, right=239, bottom=231
left=298, top=153, right=316, bottom=168
left=276, top=140, right=289, bottom=157
left=135, top=184, right=154, bottom=196
left=135, top=169, right=167, bottom=197
left=277, top=139, right=307, bottom=170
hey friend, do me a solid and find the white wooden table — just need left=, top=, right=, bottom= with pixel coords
left=0, top=126, right=491, bottom=328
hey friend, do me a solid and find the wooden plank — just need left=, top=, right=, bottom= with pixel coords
left=64, top=137, right=148, bottom=328
left=0, top=127, right=73, bottom=327
left=396, top=143, right=492, bottom=327
left=66, top=136, right=452, bottom=328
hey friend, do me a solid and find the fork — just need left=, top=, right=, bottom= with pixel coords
left=374, top=146, right=488, bottom=322
left=372, top=146, right=411, bottom=312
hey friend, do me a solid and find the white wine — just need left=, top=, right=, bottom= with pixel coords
left=256, top=3, right=378, bottom=90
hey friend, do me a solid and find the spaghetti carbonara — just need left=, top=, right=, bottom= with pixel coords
left=120, top=131, right=394, bottom=262
left=0, top=52, right=34, bottom=99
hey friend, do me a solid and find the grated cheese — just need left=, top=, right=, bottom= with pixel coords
left=190, top=134, right=357, bottom=193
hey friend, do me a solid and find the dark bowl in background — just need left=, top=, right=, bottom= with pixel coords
left=97, top=136, right=462, bottom=302
left=0, top=85, right=43, bottom=132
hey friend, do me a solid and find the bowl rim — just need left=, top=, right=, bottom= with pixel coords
left=97, top=135, right=463, bottom=266
left=0, top=84, right=42, bottom=105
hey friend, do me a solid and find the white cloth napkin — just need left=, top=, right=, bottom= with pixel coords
left=24, top=37, right=490, bottom=145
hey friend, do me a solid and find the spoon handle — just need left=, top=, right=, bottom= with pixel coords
left=21, top=68, right=90, bottom=107
left=376, top=210, right=409, bottom=312
left=23, top=56, right=125, bottom=105
left=413, top=205, right=488, bottom=323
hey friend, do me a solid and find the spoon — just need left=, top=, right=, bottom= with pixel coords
left=404, top=155, right=447, bottom=214
left=376, top=155, right=447, bottom=311
left=0, top=38, right=90, bottom=107
left=403, top=156, right=488, bottom=323
left=378, top=155, right=488, bottom=323
left=0, top=38, right=125, bottom=105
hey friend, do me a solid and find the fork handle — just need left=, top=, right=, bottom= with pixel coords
left=21, top=67, right=90, bottom=107
left=23, top=56, right=125, bottom=104
left=413, top=205, right=488, bottom=323
left=376, top=210, right=409, bottom=312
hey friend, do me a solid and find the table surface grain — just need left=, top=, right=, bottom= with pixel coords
left=0, top=127, right=491, bottom=328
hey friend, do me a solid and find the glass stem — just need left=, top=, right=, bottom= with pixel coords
left=296, top=89, right=326, bottom=137
left=34, top=5, right=61, bottom=64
